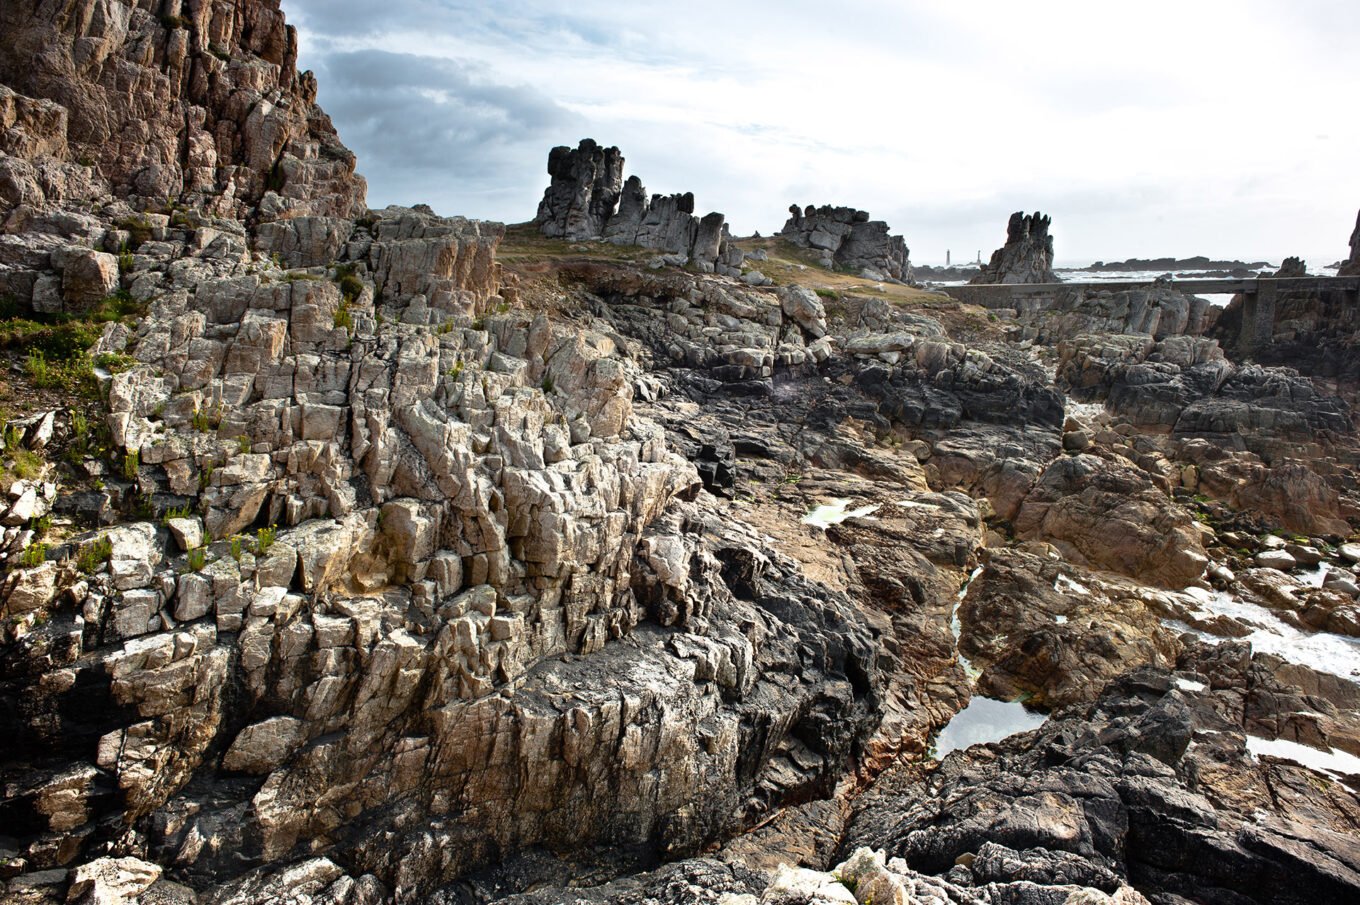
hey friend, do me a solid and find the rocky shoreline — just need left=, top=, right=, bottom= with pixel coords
left=1, top=3, right=1360, bottom=904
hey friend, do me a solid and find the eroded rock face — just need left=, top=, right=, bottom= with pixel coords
left=971, top=211, right=1056, bottom=284
left=778, top=204, right=911, bottom=282
left=534, top=140, right=743, bottom=275
left=1014, top=454, right=1207, bottom=588
left=0, top=0, right=366, bottom=223
left=1340, top=208, right=1360, bottom=277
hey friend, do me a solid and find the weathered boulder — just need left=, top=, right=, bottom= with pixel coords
left=779, top=204, right=911, bottom=281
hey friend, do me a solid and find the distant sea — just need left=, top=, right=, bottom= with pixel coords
left=926, top=260, right=1342, bottom=308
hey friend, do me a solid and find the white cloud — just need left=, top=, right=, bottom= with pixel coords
left=286, top=0, right=1360, bottom=265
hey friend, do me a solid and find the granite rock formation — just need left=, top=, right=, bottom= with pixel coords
left=0, top=0, right=365, bottom=225
left=778, top=204, right=912, bottom=282
left=3, top=3, right=1360, bottom=904
left=971, top=211, right=1056, bottom=284
left=534, top=141, right=743, bottom=276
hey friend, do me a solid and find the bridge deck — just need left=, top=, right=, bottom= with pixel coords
left=937, top=275, right=1360, bottom=300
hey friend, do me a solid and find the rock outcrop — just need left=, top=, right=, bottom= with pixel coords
left=0, top=0, right=365, bottom=224
left=5, top=4, right=1360, bottom=904
left=778, top=204, right=911, bottom=282
left=1340, top=208, right=1360, bottom=276
left=534, top=140, right=743, bottom=275
left=970, top=211, right=1056, bottom=284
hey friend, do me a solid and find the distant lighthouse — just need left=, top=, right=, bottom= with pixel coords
left=946, top=249, right=951, bottom=266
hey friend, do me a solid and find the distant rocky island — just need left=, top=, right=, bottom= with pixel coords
left=4, top=3, right=1360, bottom=905
left=1066, top=255, right=1273, bottom=276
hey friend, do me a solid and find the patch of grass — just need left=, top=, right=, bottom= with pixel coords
left=199, top=463, right=214, bottom=490
left=18, top=542, right=47, bottom=568
left=9, top=447, right=44, bottom=481
left=541, top=374, right=555, bottom=394
left=122, top=448, right=140, bottom=479
left=160, top=14, right=190, bottom=29
left=117, top=247, right=135, bottom=274
left=185, top=545, right=207, bottom=572
left=28, top=514, right=52, bottom=538
left=236, top=434, right=251, bottom=455
left=229, top=535, right=243, bottom=562
left=76, top=535, right=113, bottom=574
left=94, top=352, right=137, bottom=374
left=161, top=504, right=192, bottom=524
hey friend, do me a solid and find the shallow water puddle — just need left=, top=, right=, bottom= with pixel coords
left=1246, top=736, right=1360, bottom=778
left=1170, top=586, right=1360, bottom=680
left=932, top=696, right=1047, bottom=759
left=801, top=499, right=880, bottom=528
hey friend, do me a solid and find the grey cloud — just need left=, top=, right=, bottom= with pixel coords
left=308, top=49, right=580, bottom=216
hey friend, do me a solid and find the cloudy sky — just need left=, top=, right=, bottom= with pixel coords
left=285, top=0, right=1360, bottom=266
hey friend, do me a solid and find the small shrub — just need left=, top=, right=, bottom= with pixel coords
left=333, top=300, right=353, bottom=332
left=160, top=14, right=190, bottom=29
left=815, top=288, right=839, bottom=301
left=122, top=448, right=140, bottom=479
left=77, top=535, right=114, bottom=574
left=236, top=435, right=251, bottom=455
left=255, top=525, right=277, bottom=555
left=541, top=374, right=555, bottom=394
left=160, top=504, right=192, bottom=524
left=334, top=264, right=365, bottom=303
left=28, top=514, right=52, bottom=538
left=199, top=463, right=214, bottom=489
left=229, top=535, right=243, bottom=562
left=117, top=247, right=135, bottom=274
left=186, top=545, right=207, bottom=572
left=19, top=542, right=47, bottom=568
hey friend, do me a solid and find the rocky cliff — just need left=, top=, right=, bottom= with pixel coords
left=970, top=211, right=1056, bottom=284
left=0, top=0, right=365, bottom=224
left=534, top=139, right=743, bottom=276
left=3, top=4, right=1360, bottom=905
left=778, top=204, right=912, bottom=282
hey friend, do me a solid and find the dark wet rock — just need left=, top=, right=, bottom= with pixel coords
left=960, top=550, right=1180, bottom=707
left=843, top=648, right=1360, bottom=905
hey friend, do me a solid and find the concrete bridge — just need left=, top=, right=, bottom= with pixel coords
left=937, top=275, right=1360, bottom=353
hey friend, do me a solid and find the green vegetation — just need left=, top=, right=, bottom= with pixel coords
left=76, top=535, right=113, bottom=574
left=229, top=535, right=244, bottom=562
left=236, top=434, right=251, bottom=455
left=28, top=514, right=52, bottom=538
left=18, top=542, right=47, bottom=568
left=334, top=263, right=365, bottom=303
left=117, top=216, right=154, bottom=248
left=255, top=525, right=277, bottom=556
left=540, top=374, right=555, bottom=394
left=333, top=299, right=353, bottom=332
left=0, top=290, right=147, bottom=401
left=122, top=448, right=140, bottom=480
left=186, top=545, right=207, bottom=572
